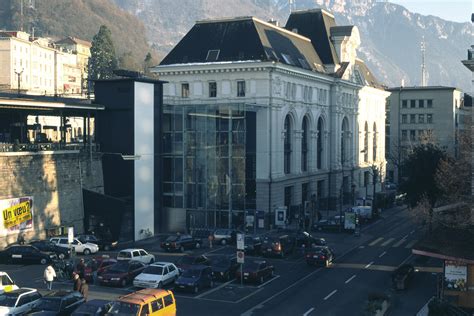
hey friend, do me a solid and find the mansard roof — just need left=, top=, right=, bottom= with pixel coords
left=285, top=9, right=340, bottom=66
left=354, top=59, right=384, bottom=89
left=160, top=16, right=325, bottom=73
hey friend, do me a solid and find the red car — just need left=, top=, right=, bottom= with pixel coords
left=97, top=260, right=146, bottom=287
left=76, top=256, right=117, bottom=283
left=235, top=260, right=274, bottom=284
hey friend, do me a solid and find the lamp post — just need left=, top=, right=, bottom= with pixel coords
left=14, top=69, right=24, bottom=95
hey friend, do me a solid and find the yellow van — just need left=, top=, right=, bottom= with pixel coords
left=108, top=288, right=176, bottom=316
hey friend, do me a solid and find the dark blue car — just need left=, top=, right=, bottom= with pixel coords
left=174, top=265, right=213, bottom=293
left=71, top=299, right=112, bottom=316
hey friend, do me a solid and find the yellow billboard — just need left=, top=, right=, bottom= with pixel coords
left=0, top=197, right=33, bottom=235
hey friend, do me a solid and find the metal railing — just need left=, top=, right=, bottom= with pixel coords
left=0, top=142, right=100, bottom=153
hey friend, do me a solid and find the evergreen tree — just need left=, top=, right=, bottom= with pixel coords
left=89, top=25, right=117, bottom=80
left=143, top=52, right=154, bottom=74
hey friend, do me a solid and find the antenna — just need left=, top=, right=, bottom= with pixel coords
left=421, top=36, right=427, bottom=86
left=20, top=0, right=23, bottom=31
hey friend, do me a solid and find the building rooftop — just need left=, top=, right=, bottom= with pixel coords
left=386, top=86, right=460, bottom=92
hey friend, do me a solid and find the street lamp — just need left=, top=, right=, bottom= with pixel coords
left=14, top=68, right=24, bottom=95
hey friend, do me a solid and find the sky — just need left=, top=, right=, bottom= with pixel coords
left=389, top=0, right=472, bottom=23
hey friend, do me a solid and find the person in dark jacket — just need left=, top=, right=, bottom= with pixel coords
left=73, top=273, right=81, bottom=291
left=79, top=279, right=88, bottom=301
left=76, top=259, right=86, bottom=279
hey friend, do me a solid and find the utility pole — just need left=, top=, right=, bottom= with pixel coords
left=421, top=36, right=427, bottom=86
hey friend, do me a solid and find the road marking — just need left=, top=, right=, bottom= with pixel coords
left=234, top=287, right=265, bottom=304
left=345, top=275, right=356, bottom=284
left=257, top=275, right=281, bottom=288
left=369, top=237, right=384, bottom=246
left=359, top=246, right=365, bottom=249
left=204, top=247, right=227, bottom=255
left=323, top=289, right=337, bottom=300
left=365, top=261, right=374, bottom=268
left=379, top=251, right=387, bottom=258
left=410, top=230, right=415, bottom=234
left=392, top=238, right=407, bottom=247
left=195, top=278, right=235, bottom=298
left=405, top=240, right=418, bottom=249
left=381, top=238, right=395, bottom=247
left=303, top=307, right=315, bottom=316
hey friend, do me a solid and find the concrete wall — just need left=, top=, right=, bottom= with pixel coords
left=0, top=151, right=103, bottom=248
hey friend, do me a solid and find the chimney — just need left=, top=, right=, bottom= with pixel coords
left=268, top=18, right=280, bottom=27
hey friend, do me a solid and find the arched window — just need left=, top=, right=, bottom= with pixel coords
left=317, top=117, right=324, bottom=169
left=364, top=122, right=369, bottom=162
left=284, top=115, right=292, bottom=174
left=341, top=117, right=349, bottom=165
left=373, top=123, right=377, bottom=161
left=302, top=116, right=309, bottom=172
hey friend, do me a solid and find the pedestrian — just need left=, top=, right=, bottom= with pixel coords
left=73, top=273, right=81, bottom=292
left=79, top=279, right=89, bottom=301
left=76, top=258, right=86, bottom=279
left=208, top=233, right=214, bottom=249
left=43, top=265, right=56, bottom=291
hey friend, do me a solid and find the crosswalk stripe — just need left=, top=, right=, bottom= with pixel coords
left=381, top=238, right=395, bottom=246
left=369, top=237, right=384, bottom=246
left=392, top=238, right=407, bottom=247
left=405, top=240, right=418, bottom=249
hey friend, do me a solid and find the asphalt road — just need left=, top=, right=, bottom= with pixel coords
left=0, top=206, right=441, bottom=316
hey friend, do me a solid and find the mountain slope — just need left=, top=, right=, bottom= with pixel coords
left=114, top=0, right=472, bottom=91
left=0, top=0, right=153, bottom=70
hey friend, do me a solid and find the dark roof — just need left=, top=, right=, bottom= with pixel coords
left=0, top=93, right=104, bottom=112
left=354, top=59, right=383, bottom=89
left=160, top=17, right=325, bottom=73
left=55, top=36, right=91, bottom=47
left=386, top=86, right=459, bottom=91
left=330, top=26, right=354, bottom=37
left=285, top=9, right=340, bottom=65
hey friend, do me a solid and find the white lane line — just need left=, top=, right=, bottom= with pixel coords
left=381, top=238, right=395, bottom=247
left=204, top=246, right=227, bottom=255
left=365, top=261, right=374, bottom=269
left=379, top=251, right=387, bottom=258
left=323, top=290, right=338, bottom=300
left=410, top=230, right=415, bottom=234
left=369, top=237, right=384, bottom=246
left=303, top=307, right=315, bottom=316
left=392, top=238, right=407, bottom=247
left=345, top=275, right=356, bottom=284
left=195, top=278, right=235, bottom=298
left=405, top=240, right=418, bottom=249
left=257, top=275, right=281, bottom=288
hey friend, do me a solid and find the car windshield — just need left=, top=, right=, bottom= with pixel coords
left=36, top=298, right=62, bottom=311
left=108, top=302, right=139, bottom=315
left=108, top=263, right=129, bottom=273
left=143, top=266, right=163, bottom=275
left=243, top=262, right=260, bottom=270
left=0, top=294, right=18, bottom=307
left=178, top=256, right=195, bottom=265
left=117, top=252, right=132, bottom=259
left=210, top=257, right=230, bottom=267
left=166, top=236, right=178, bottom=242
left=182, top=269, right=201, bottom=278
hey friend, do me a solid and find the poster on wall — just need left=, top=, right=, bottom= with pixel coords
left=0, top=197, right=34, bottom=235
left=444, top=260, right=467, bottom=292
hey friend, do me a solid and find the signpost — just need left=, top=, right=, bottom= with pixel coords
left=236, top=233, right=245, bottom=287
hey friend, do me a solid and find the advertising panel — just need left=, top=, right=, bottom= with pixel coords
left=444, top=260, right=468, bottom=291
left=0, top=197, right=34, bottom=235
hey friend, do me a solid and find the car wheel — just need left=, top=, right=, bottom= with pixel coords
left=180, top=246, right=185, bottom=252
left=259, top=276, right=264, bottom=284
left=83, top=248, right=91, bottom=255
left=221, top=239, right=227, bottom=246
left=195, top=242, right=201, bottom=249
left=194, top=285, right=199, bottom=294
left=40, top=258, right=47, bottom=265
left=58, top=253, right=65, bottom=260
left=104, top=245, right=110, bottom=251
left=121, top=279, right=127, bottom=287
left=158, top=281, right=163, bottom=288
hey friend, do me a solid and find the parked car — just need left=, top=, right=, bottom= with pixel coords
left=209, top=255, right=239, bottom=281
left=279, top=230, right=326, bottom=248
left=305, top=245, right=335, bottom=267
left=235, top=260, right=274, bottom=284
left=391, top=264, right=415, bottom=290
left=133, top=262, right=180, bottom=289
left=29, top=240, right=71, bottom=260
left=28, top=290, right=85, bottom=315
left=243, top=236, right=262, bottom=255
left=0, top=245, right=57, bottom=265
left=0, top=288, right=41, bottom=315
left=212, top=229, right=243, bottom=246
left=116, top=249, right=155, bottom=264
left=0, top=272, right=19, bottom=294
left=312, top=219, right=343, bottom=232
left=76, top=235, right=118, bottom=252
left=97, top=261, right=146, bottom=287
left=107, top=289, right=176, bottom=316
left=160, top=235, right=202, bottom=252
left=71, top=299, right=112, bottom=316
left=175, top=255, right=210, bottom=273
left=175, top=265, right=213, bottom=293
left=77, top=257, right=117, bottom=284
left=261, top=234, right=295, bottom=258
left=49, top=237, right=99, bottom=255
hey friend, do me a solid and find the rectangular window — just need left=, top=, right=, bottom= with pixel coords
left=427, top=99, right=433, bottom=108
left=181, top=83, right=189, bottom=98
left=410, top=130, right=416, bottom=141
left=209, top=82, right=217, bottom=98
left=418, top=114, right=424, bottom=123
left=402, top=130, right=407, bottom=141
left=410, top=100, right=416, bottom=108
left=402, top=100, right=407, bottom=108
left=401, top=114, right=407, bottom=124
left=419, top=100, right=424, bottom=108
left=410, top=114, right=416, bottom=124
left=427, top=114, right=433, bottom=124
left=237, top=81, right=245, bottom=97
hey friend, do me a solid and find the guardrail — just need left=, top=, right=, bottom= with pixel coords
left=0, top=142, right=100, bottom=153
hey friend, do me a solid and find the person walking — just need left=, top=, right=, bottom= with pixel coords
left=76, top=259, right=86, bottom=279
left=73, top=273, right=81, bottom=292
left=43, top=265, right=56, bottom=291
left=79, top=279, right=89, bottom=302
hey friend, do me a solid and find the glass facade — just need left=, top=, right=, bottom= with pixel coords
left=162, top=103, right=256, bottom=229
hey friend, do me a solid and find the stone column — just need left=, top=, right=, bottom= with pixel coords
left=294, top=129, right=303, bottom=173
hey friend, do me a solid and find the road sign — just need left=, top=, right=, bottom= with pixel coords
left=237, top=250, right=245, bottom=264
left=68, top=227, right=74, bottom=244
left=236, top=233, right=245, bottom=250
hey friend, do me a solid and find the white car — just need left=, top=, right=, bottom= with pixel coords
left=0, top=272, right=19, bottom=295
left=133, top=262, right=179, bottom=289
left=0, top=288, right=41, bottom=315
left=117, top=249, right=155, bottom=264
left=49, top=237, right=99, bottom=255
